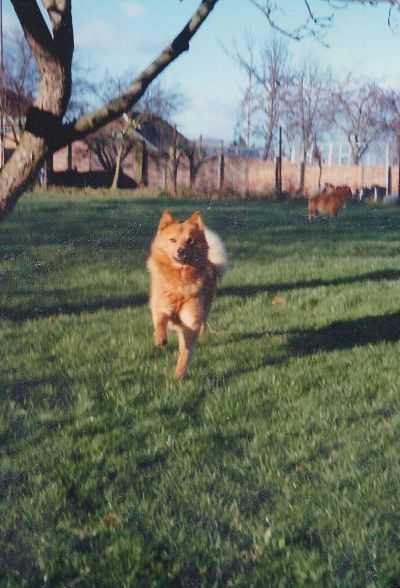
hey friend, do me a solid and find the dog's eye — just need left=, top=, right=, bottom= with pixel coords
left=169, top=238, right=177, bottom=243
left=187, top=237, right=194, bottom=246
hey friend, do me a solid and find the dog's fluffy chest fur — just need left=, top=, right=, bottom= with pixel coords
left=147, top=256, right=212, bottom=312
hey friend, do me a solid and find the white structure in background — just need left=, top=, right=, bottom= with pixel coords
left=288, top=140, right=397, bottom=168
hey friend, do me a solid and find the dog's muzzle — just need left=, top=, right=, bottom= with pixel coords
left=174, top=248, right=191, bottom=264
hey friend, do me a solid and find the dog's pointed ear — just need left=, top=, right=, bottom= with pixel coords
left=158, top=210, right=174, bottom=231
left=186, top=211, right=204, bottom=230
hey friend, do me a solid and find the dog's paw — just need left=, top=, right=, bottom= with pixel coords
left=154, top=333, right=168, bottom=346
left=175, top=366, right=187, bottom=380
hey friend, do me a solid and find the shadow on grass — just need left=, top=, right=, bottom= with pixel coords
left=220, top=311, right=400, bottom=380
left=288, top=310, right=400, bottom=356
left=220, top=268, right=400, bottom=299
left=3, top=376, right=68, bottom=405
left=0, top=293, right=148, bottom=323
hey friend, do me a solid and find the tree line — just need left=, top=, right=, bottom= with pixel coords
left=232, top=33, right=400, bottom=190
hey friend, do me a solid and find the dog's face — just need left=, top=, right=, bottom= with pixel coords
left=154, top=211, right=208, bottom=267
left=335, top=185, right=352, bottom=198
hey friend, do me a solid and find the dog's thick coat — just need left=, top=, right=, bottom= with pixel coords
left=147, top=211, right=227, bottom=379
left=308, top=185, right=352, bottom=221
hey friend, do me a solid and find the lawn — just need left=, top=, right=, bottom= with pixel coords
left=2, top=191, right=400, bottom=587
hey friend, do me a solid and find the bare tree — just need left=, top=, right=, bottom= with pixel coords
left=0, top=0, right=221, bottom=220
left=231, top=34, right=289, bottom=159
left=249, top=0, right=335, bottom=43
left=84, top=115, right=139, bottom=189
left=249, top=0, right=400, bottom=42
left=183, top=136, right=208, bottom=189
left=138, top=80, right=186, bottom=123
left=234, top=35, right=258, bottom=152
left=2, top=28, right=37, bottom=144
left=65, top=55, right=98, bottom=123
left=330, top=75, right=383, bottom=165
left=2, top=27, right=98, bottom=185
left=84, top=71, right=186, bottom=189
left=283, top=60, right=333, bottom=193
left=255, top=37, right=289, bottom=159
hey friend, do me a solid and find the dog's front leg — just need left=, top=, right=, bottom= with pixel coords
left=175, top=325, right=199, bottom=379
left=153, top=312, right=169, bottom=346
left=175, top=303, right=202, bottom=379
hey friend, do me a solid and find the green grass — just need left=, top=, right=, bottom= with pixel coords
left=2, top=191, right=400, bottom=587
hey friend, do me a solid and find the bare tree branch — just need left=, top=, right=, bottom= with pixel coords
left=0, top=0, right=220, bottom=219
left=61, top=0, right=220, bottom=146
left=249, top=0, right=334, bottom=44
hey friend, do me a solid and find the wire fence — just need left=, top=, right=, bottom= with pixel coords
left=201, top=138, right=398, bottom=167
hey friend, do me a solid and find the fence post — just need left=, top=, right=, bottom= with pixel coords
left=67, top=142, right=72, bottom=171
left=275, top=125, right=282, bottom=198
left=385, top=143, right=390, bottom=195
left=387, top=165, right=392, bottom=196
left=218, top=140, right=225, bottom=193
left=299, top=160, right=306, bottom=195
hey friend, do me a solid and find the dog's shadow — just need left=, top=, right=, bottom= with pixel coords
left=220, top=268, right=400, bottom=299
left=288, top=311, right=400, bottom=357
left=220, top=268, right=400, bottom=371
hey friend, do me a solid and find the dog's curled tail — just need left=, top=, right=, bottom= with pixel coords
left=204, top=227, right=228, bottom=279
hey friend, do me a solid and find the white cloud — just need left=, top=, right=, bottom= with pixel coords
left=120, top=1, right=144, bottom=19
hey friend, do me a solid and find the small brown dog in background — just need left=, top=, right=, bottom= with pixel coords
left=308, top=185, right=352, bottom=221
left=147, top=210, right=227, bottom=379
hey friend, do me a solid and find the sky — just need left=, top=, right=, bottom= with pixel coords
left=3, top=0, right=400, bottom=143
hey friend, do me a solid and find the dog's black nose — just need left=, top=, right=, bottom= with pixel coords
left=177, top=248, right=185, bottom=256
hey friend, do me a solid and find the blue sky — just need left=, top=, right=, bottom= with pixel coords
left=3, top=0, right=400, bottom=142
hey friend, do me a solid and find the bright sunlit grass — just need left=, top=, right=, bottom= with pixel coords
left=2, top=191, right=400, bottom=587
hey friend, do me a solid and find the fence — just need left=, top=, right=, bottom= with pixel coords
left=49, top=139, right=399, bottom=197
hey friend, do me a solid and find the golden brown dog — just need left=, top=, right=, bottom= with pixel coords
left=147, top=211, right=227, bottom=379
left=308, top=185, right=352, bottom=221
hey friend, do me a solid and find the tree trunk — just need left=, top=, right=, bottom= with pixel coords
left=299, top=160, right=306, bottom=195
left=0, top=0, right=73, bottom=218
left=67, top=142, right=73, bottom=171
left=140, top=140, right=148, bottom=188
left=134, top=140, right=148, bottom=187
left=189, top=154, right=196, bottom=189
left=169, top=126, right=179, bottom=196
left=173, top=168, right=178, bottom=196
left=111, top=144, right=123, bottom=189
left=317, top=160, right=322, bottom=191
left=0, top=0, right=220, bottom=221
left=42, top=155, right=53, bottom=190
left=263, top=133, right=274, bottom=161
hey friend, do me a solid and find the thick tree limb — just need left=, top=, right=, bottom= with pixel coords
left=0, top=0, right=220, bottom=219
left=10, top=0, right=56, bottom=64
left=0, top=0, right=73, bottom=218
left=60, top=0, right=220, bottom=146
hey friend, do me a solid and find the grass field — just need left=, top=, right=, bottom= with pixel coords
left=2, top=191, right=400, bottom=587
